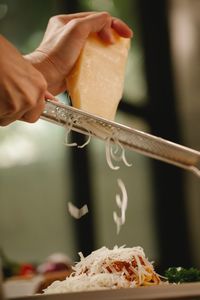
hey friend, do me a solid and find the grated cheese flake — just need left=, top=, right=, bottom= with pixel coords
left=68, top=202, right=88, bottom=219
left=113, top=178, right=128, bottom=234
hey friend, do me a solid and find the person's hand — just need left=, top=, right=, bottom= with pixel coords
left=25, top=12, right=133, bottom=95
left=0, top=35, right=49, bottom=126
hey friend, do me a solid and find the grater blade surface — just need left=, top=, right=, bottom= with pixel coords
left=41, top=100, right=200, bottom=176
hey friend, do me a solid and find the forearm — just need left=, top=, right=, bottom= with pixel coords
left=0, top=35, right=47, bottom=125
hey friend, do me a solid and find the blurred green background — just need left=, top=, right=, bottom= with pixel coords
left=0, top=0, right=199, bottom=274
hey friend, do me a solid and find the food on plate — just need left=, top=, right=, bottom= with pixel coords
left=66, top=30, right=130, bottom=121
left=43, top=246, right=162, bottom=293
left=37, top=253, right=72, bottom=274
left=165, top=267, right=200, bottom=283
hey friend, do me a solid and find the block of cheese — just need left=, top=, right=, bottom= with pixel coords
left=66, top=31, right=130, bottom=121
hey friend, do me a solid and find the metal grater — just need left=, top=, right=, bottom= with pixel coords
left=41, top=100, right=200, bottom=177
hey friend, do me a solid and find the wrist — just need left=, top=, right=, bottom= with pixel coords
left=24, top=52, right=64, bottom=95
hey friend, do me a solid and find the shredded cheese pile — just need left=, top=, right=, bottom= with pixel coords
left=44, top=246, right=161, bottom=294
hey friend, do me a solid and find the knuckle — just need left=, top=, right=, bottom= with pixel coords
left=68, top=18, right=80, bottom=30
left=49, top=15, right=58, bottom=24
left=26, top=97, right=41, bottom=111
left=25, top=84, right=46, bottom=110
left=22, top=95, right=39, bottom=111
left=101, top=11, right=110, bottom=18
left=68, top=19, right=89, bottom=37
left=25, top=116, right=39, bottom=123
left=97, top=11, right=111, bottom=24
left=22, top=93, right=45, bottom=124
left=32, top=80, right=46, bottom=103
left=38, top=80, right=47, bottom=94
left=6, top=101, right=18, bottom=115
left=22, top=111, right=41, bottom=123
left=21, top=95, right=35, bottom=109
left=48, top=14, right=64, bottom=26
left=0, top=119, right=12, bottom=126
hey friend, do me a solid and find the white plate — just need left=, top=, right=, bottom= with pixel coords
left=11, top=282, right=200, bottom=300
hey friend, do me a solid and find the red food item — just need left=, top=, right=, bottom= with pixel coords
left=43, top=262, right=71, bottom=274
left=19, top=263, right=35, bottom=276
left=104, top=256, right=148, bottom=282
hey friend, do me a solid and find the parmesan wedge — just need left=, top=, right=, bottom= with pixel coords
left=66, top=31, right=130, bottom=121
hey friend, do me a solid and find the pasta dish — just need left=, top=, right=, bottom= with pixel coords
left=44, top=246, right=162, bottom=294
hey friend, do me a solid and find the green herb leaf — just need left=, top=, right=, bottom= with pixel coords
left=165, top=267, right=200, bottom=283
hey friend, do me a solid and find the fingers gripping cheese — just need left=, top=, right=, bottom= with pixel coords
left=66, top=32, right=130, bottom=121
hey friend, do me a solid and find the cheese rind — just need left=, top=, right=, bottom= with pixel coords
left=66, top=32, right=130, bottom=120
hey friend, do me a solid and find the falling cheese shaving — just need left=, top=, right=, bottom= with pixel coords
left=64, top=118, right=91, bottom=149
left=105, top=137, right=132, bottom=170
left=113, top=178, right=128, bottom=234
left=105, top=138, right=120, bottom=170
left=68, top=202, right=88, bottom=219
